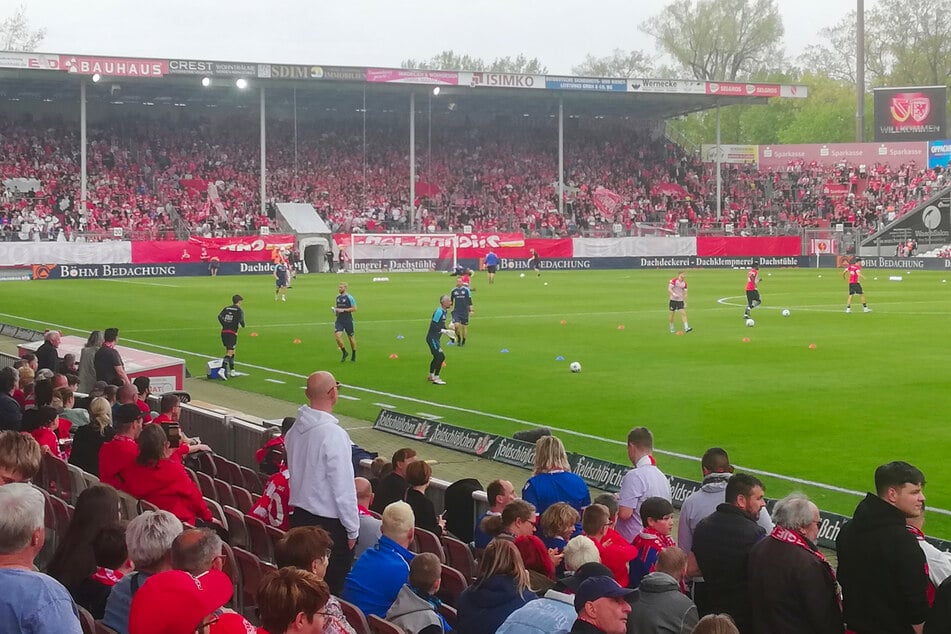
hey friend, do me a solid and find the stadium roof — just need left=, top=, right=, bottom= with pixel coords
left=0, top=51, right=808, bottom=120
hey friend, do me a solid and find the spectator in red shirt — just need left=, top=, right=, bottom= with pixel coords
left=583, top=503, right=638, bottom=588
left=98, top=403, right=144, bottom=488
left=131, top=377, right=153, bottom=423
left=121, top=424, right=212, bottom=525
left=149, top=393, right=210, bottom=464
left=25, top=405, right=64, bottom=459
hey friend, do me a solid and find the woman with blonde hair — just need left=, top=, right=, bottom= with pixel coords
left=521, top=435, right=590, bottom=517
left=69, top=397, right=114, bottom=476
left=691, top=614, right=740, bottom=634
left=455, top=539, right=536, bottom=634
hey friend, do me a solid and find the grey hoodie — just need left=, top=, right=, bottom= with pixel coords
left=676, top=473, right=773, bottom=557
left=627, top=571, right=699, bottom=634
left=386, top=584, right=444, bottom=634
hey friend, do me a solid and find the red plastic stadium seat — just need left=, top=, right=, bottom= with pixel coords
left=336, top=597, right=371, bottom=634
left=436, top=564, right=468, bottom=607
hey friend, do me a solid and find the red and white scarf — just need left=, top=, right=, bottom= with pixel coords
left=90, top=567, right=124, bottom=587
left=770, top=525, right=840, bottom=605
left=906, top=524, right=936, bottom=606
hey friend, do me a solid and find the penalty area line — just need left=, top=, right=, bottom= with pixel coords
left=1, top=311, right=947, bottom=515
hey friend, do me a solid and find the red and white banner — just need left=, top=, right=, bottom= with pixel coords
left=821, top=182, right=850, bottom=198
left=332, top=233, right=573, bottom=259
left=365, top=68, right=459, bottom=85
left=0, top=52, right=61, bottom=70
left=591, top=187, right=623, bottom=215
left=59, top=56, right=168, bottom=78
left=758, top=142, right=928, bottom=169
left=132, top=235, right=295, bottom=263
left=704, top=82, right=807, bottom=99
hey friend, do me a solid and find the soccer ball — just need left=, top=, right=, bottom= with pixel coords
left=782, top=309, right=790, bottom=317
left=569, top=361, right=582, bottom=373
left=520, top=273, right=526, bottom=278
left=745, top=318, right=755, bottom=327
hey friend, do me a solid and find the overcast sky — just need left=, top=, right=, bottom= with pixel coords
left=24, top=0, right=853, bottom=76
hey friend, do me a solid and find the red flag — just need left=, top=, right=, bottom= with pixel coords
left=592, top=186, right=623, bottom=215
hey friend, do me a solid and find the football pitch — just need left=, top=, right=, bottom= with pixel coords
left=3, top=267, right=951, bottom=537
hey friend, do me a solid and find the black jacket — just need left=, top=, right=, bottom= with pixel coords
left=749, top=534, right=843, bottom=634
left=372, top=472, right=410, bottom=513
left=836, top=493, right=929, bottom=634
left=691, top=503, right=766, bottom=633
left=69, top=425, right=114, bottom=476
left=0, top=392, right=22, bottom=431
left=925, top=576, right=951, bottom=634
left=36, top=341, right=59, bottom=371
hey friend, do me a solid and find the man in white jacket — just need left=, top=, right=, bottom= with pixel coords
left=285, top=371, right=358, bottom=594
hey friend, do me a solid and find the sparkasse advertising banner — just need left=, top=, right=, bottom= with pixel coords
left=874, top=86, right=947, bottom=141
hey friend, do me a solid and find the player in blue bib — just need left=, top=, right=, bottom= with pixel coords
left=484, top=249, right=499, bottom=284
left=274, top=261, right=289, bottom=302
left=449, top=277, right=474, bottom=347
left=334, top=283, right=357, bottom=362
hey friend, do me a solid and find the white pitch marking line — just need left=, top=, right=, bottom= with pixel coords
left=373, top=402, right=397, bottom=409
left=337, top=394, right=360, bottom=401
left=101, top=279, right=182, bottom=288
left=264, top=379, right=285, bottom=384
left=5, top=311, right=951, bottom=516
left=415, top=412, right=443, bottom=420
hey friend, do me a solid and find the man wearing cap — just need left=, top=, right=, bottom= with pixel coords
left=497, top=562, right=616, bottom=634
left=217, top=295, right=245, bottom=376
left=570, top=576, right=634, bottom=634
left=0, top=483, right=82, bottom=633
left=129, top=568, right=237, bottom=634
left=98, top=403, right=144, bottom=488
left=286, top=370, right=358, bottom=594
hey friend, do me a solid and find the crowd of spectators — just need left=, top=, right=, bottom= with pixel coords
left=1, top=111, right=947, bottom=244
left=1, top=345, right=950, bottom=633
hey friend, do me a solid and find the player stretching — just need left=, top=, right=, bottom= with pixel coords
left=426, top=295, right=455, bottom=385
left=528, top=248, right=541, bottom=276
left=450, top=277, right=474, bottom=346
left=668, top=271, right=692, bottom=333
left=743, top=261, right=761, bottom=319
left=334, top=283, right=358, bottom=362
left=274, top=259, right=289, bottom=301
left=218, top=294, right=245, bottom=376
left=844, top=257, right=871, bottom=313
left=484, top=249, right=499, bottom=284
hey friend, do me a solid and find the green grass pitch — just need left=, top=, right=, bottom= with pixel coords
left=3, top=267, right=950, bottom=536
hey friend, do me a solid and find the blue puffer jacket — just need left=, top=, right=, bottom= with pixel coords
left=342, top=535, right=415, bottom=618
left=455, top=575, right=536, bottom=634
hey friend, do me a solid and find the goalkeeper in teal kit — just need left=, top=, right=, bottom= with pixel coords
left=426, top=295, right=455, bottom=385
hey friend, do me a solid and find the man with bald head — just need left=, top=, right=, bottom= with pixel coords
left=355, top=477, right=382, bottom=557
left=285, top=371, right=358, bottom=594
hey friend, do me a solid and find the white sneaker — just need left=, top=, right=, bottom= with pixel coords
left=281, top=296, right=286, bottom=302
left=845, top=307, right=851, bottom=313
left=432, top=378, right=447, bottom=385
left=864, top=307, right=872, bottom=313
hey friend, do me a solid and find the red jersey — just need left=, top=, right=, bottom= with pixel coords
left=746, top=268, right=759, bottom=291
left=589, top=529, right=640, bottom=587
left=30, top=427, right=63, bottom=460
left=847, top=263, right=861, bottom=284
left=249, top=468, right=292, bottom=530
left=135, top=399, right=152, bottom=423
left=121, top=459, right=212, bottom=524
left=98, top=435, right=139, bottom=488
